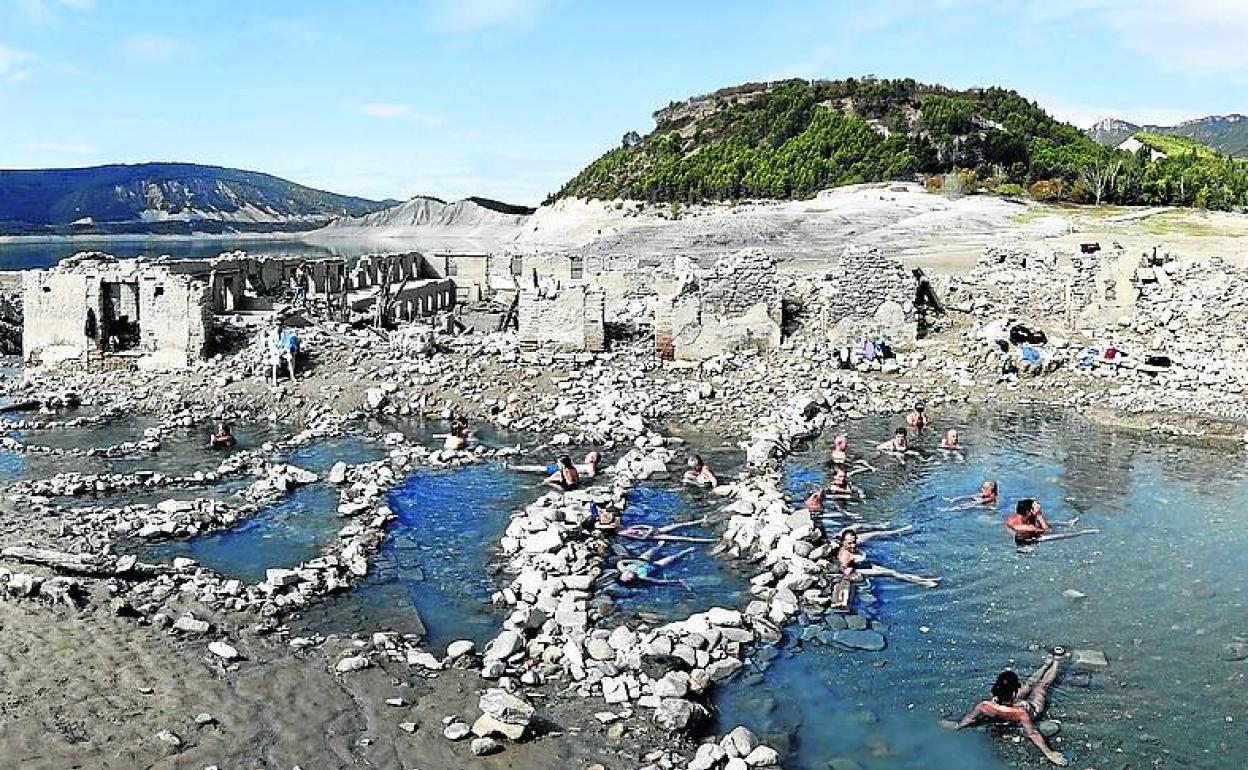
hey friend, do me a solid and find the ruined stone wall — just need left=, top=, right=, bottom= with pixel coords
left=522, top=252, right=658, bottom=320
left=655, top=250, right=782, bottom=361
left=517, top=284, right=606, bottom=352
left=23, top=264, right=210, bottom=369
left=22, top=272, right=92, bottom=365
left=812, top=246, right=917, bottom=349
left=0, top=273, right=24, bottom=355
left=136, top=274, right=211, bottom=366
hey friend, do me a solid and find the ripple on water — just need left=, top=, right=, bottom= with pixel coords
left=294, top=463, right=542, bottom=649
left=714, top=407, right=1248, bottom=770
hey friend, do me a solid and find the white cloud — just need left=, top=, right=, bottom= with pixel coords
left=17, top=140, right=97, bottom=155
left=121, top=35, right=178, bottom=62
left=1104, top=0, right=1248, bottom=77
left=16, top=0, right=94, bottom=23
left=360, top=102, right=411, bottom=118
left=1034, top=93, right=1203, bottom=129
left=0, top=43, right=34, bottom=85
left=359, top=103, right=444, bottom=126
left=429, top=0, right=545, bottom=32
left=941, top=0, right=1248, bottom=77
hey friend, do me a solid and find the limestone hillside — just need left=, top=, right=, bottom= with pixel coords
left=1087, top=115, right=1248, bottom=157
left=0, top=162, right=395, bottom=235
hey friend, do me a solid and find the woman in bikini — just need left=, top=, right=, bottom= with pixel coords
left=545, top=455, right=581, bottom=490
left=618, top=517, right=715, bottom=543
left=952, top=653, right=1068, bottom=766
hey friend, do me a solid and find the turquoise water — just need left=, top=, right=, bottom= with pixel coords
left=135, top=483, right=343, bottom=582
left=711, top=408, right=1248, bottom=770
left=603, top=485, right=751, bottom=624
left=293, top=462, right=541, bottom=649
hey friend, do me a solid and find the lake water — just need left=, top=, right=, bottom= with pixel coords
left=710, top=407, right=1248, bottom=770
left=0, top=236, right=388, bottom=271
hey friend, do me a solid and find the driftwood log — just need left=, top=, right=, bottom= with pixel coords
left=0, top=546, right=172, bottom=578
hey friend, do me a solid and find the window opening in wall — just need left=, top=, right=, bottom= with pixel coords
left=41, top=286, right=50, bottom=293
left=154, top=286, right=165, bottom=297
left=446, top=259, right=459, bottom=277
left=570, top=255, right=584, bottom=280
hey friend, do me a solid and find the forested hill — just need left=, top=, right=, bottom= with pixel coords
left=554, top=78, right=1248, bottom=209
left=0, top=163, right=394, bottom=235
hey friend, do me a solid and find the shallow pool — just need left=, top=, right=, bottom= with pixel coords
left=293, top=462, right=543, bottom=649
left=602, top=484, right=751, bottom=625
left=134, top=483, right=343, bottom=583
left=712, top=407, right=1248, bottom=770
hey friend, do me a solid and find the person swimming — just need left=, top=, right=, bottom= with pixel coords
left=1006, top=498, right=1050, bottom=544
left=942, top=480, right=999, bottom=511
left=829, top=433, right=849, bottom=464
left=545, top=455, right=581, bottom=491
left=877, top=427, right=909, bottom=453
left=619, top=517, right=714, bottom=543
left=836, top=527, right=939, bottom=587
left=514, top=450, right=603, bottom=479
left=939, top=428, right=962, bottom=450
left=208, top=421, right=236, bottom=449
left=613, top=544, right=694, bottom=586
left=682, top=455, right=718, bottom=488
left=827, top=464, right=864, bottom=499
left=951, top=653, right=1069, bottom=766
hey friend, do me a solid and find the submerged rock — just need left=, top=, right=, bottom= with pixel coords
left=832, top=629, right=887, bottom=652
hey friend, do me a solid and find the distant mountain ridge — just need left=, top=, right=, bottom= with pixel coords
left=0, top=162, right=395, bottom=235
left=1086, top=115, right=1248, bottom=156
left=321, top=195, right=533, bottom=231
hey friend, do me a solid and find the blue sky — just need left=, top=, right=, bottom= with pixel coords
left=1, top=0, right=1245, bottom=204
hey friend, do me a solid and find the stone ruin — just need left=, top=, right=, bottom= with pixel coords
left=815, top=245, right=917, bottom=349
left=654, top=250, right=782, bottom=361
left=20, top=250, right=458, bottom=370
left=516, top=278, right=606, bottom=353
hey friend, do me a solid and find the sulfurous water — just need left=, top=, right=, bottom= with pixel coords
left=135, top=483, right=344, bottom=583
left=710, top=407, right=1248, bottom=770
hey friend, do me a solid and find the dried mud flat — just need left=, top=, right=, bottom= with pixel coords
left=0, top=598, right=632, bottom=770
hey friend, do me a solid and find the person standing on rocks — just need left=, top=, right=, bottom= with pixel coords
left=1006, top=498, right=1050, bottom=544
left=950, top=653, right=1069, bottom=766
